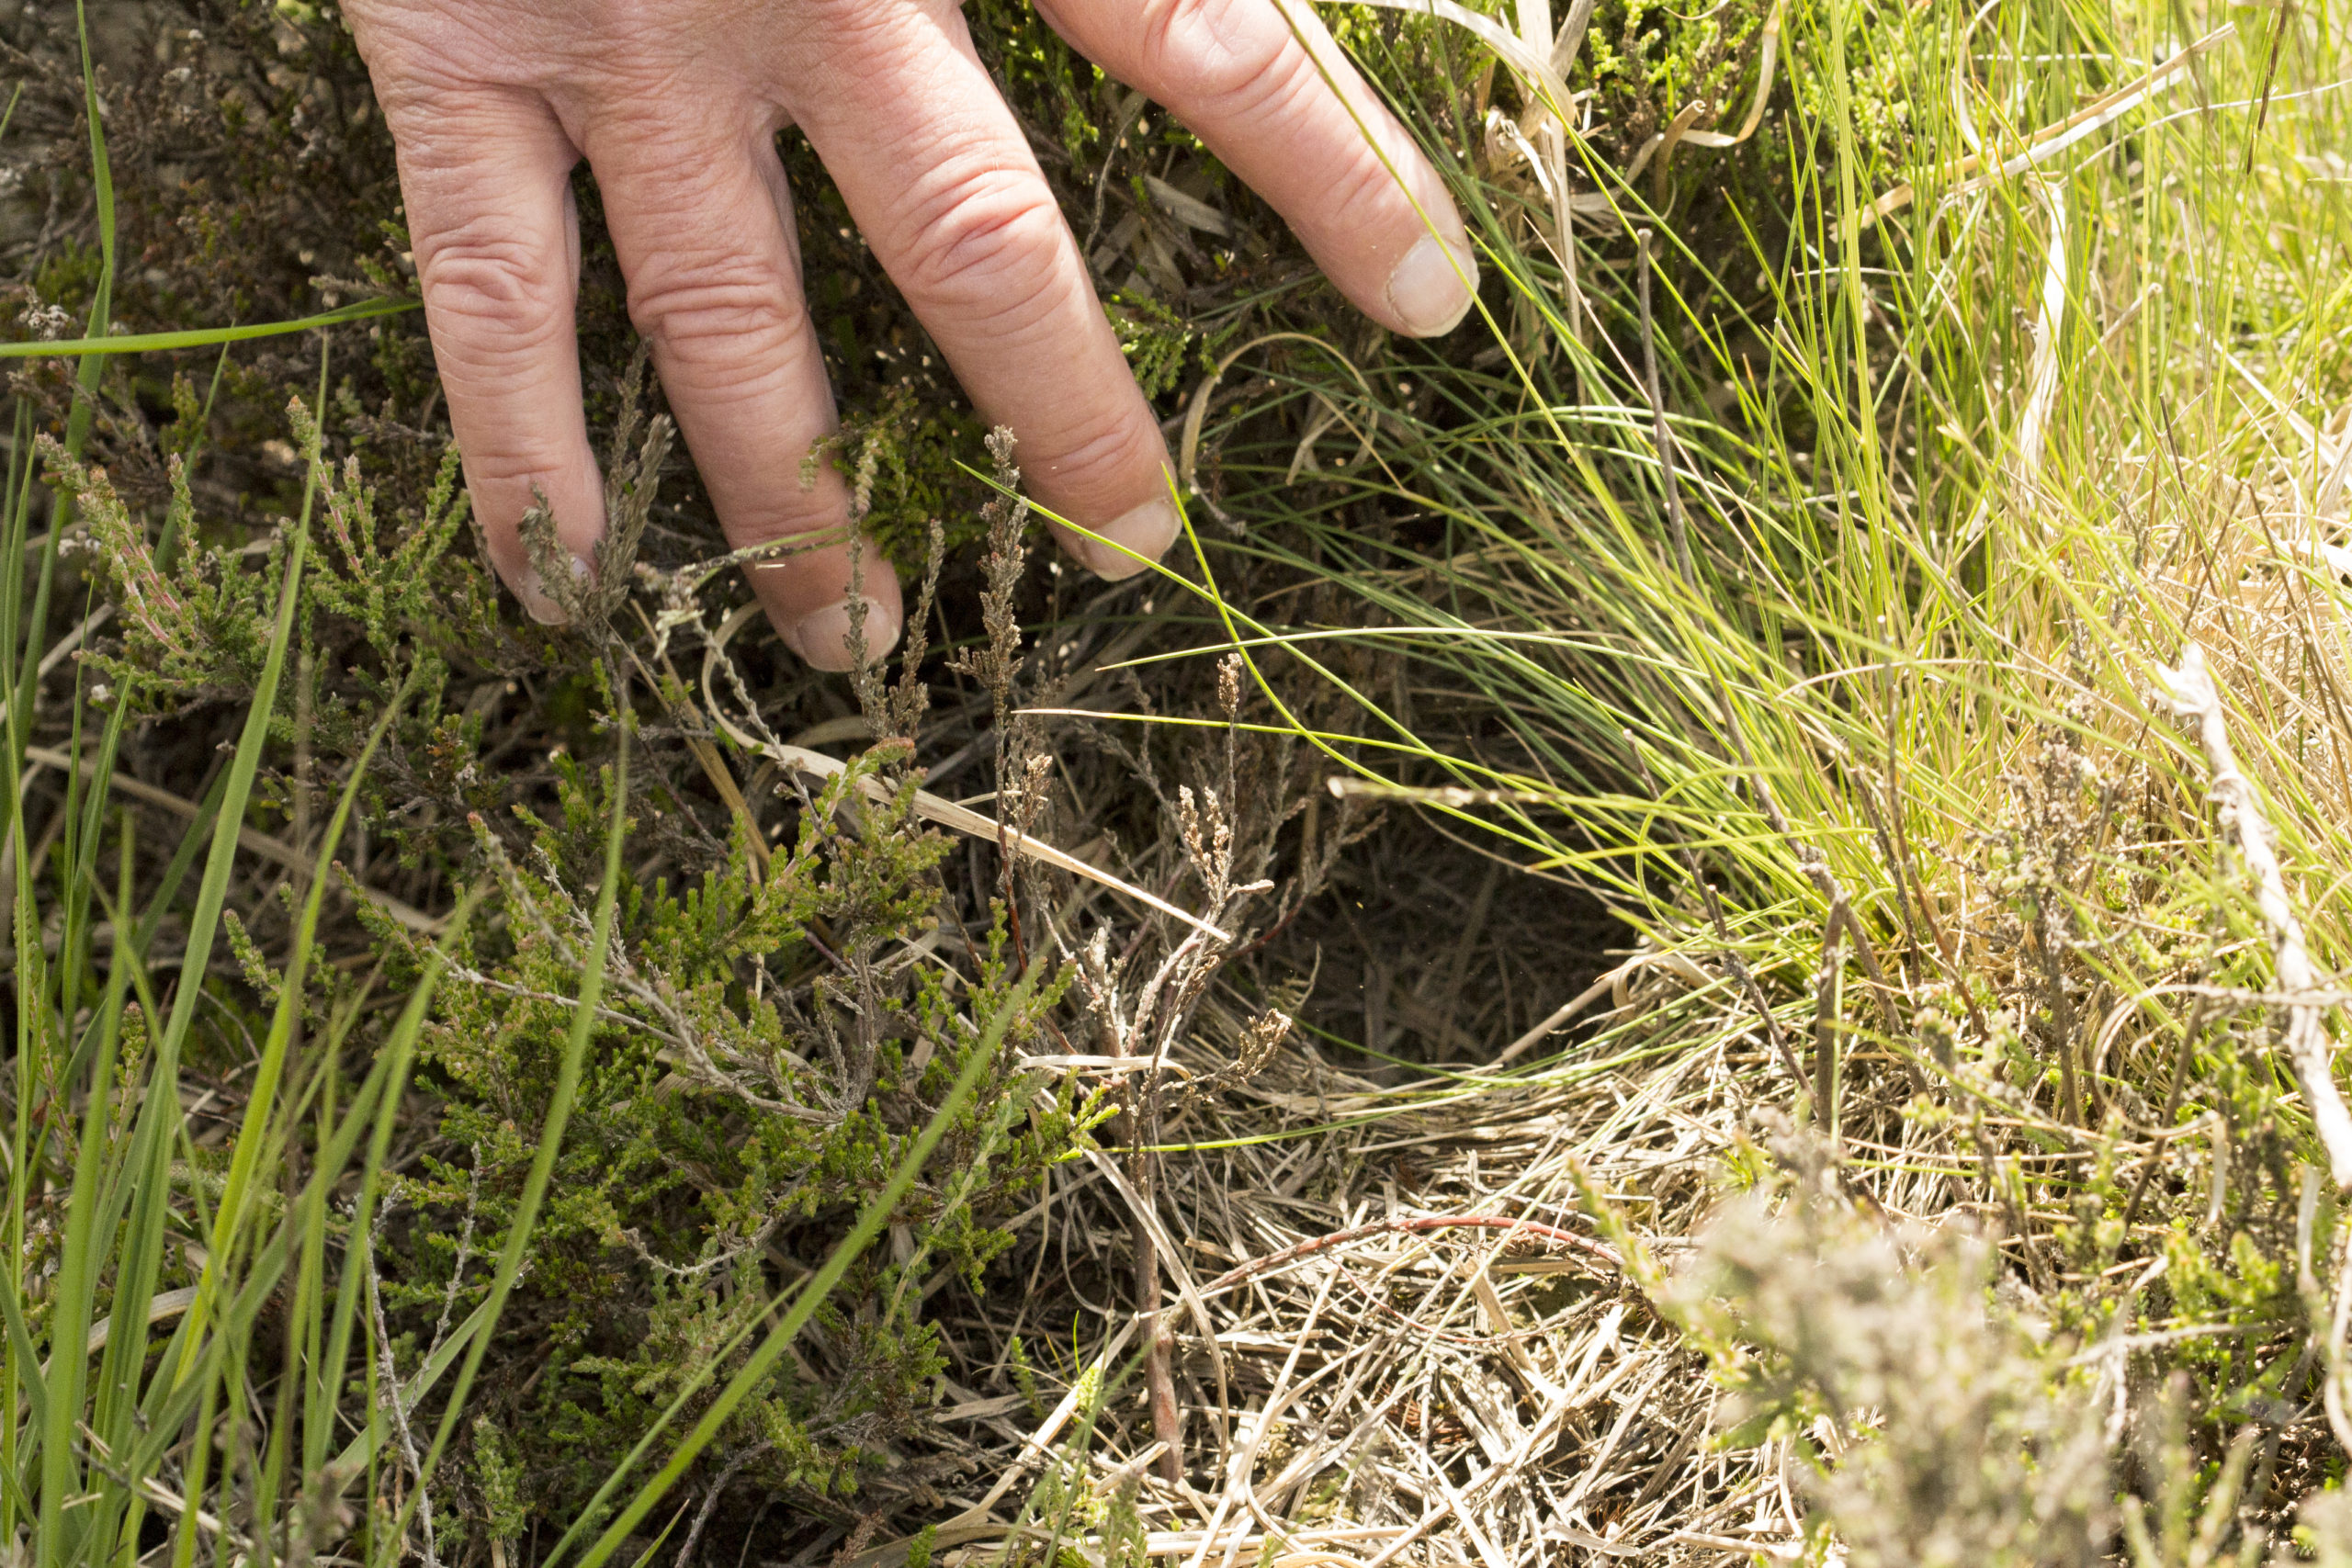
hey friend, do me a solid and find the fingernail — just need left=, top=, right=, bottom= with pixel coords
left=788, top=596, right=901, bottom=672
left=515, top=555, right=592, bottom=626
left=1079, top=497, right=1182, bottom=581
left=1385, top=234, right=1479, bottom=337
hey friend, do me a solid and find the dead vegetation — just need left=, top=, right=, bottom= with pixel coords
left=17, top=0, right=2352, bottom=1566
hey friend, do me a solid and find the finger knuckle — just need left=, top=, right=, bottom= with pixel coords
left=801, top=0, right=903, bottom=49
left=1140, top=0, right=1295, bottom=112
left=728, top=491, right=848, bottom=549
left=1034, top=413, right=1162, bottom=505
left=456, top=447, right=570, bottom=493
left=628, top=262, right=809, bottom=379
left=1317, top=139, right=1408, bottom=226
left=419, top=227, right=568, bottom=348
left=895, top=164, right=1069, bottom=318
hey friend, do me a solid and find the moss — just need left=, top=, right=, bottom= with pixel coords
left=967, top=0, right=1107, bottom=167
left=816, top=383, right=990, bottom=569
left=1579, top=0, right=1776, bottom=161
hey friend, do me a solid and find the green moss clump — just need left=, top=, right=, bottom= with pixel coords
left=1106, top=290, right=1219, bottom=400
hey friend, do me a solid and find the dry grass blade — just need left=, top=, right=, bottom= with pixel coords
left=1677, top=0, right=1786, bottom=149
left=1201, top=1213, right=1624, bottom=1295
left=18, top=742, right=438, bottom=931
left=1327, top=0, right=1575, bottom=118
left=1851, top=23, right=2233, bottom=232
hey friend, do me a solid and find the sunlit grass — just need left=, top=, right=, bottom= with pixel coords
left=13, top=0, right=2352, bottom=1554
left=1148, top=0, right=2352, bottom=1156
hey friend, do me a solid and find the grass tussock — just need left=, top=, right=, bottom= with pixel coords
left=12, top=0, right=2352, bottom=1563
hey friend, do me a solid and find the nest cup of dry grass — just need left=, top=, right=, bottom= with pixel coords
left=14, top=0, right=2352, bottom=1564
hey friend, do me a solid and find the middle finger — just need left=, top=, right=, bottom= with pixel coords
left=582, top=106, right=906, bottom=668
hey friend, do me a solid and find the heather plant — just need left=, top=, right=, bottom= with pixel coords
left=28, top=331, right=1150, bottom=1540
left=25, top=0, right=2352, bottom=1562
left=385, top=745, right=1099, bottom=1527
left=42, top=412, right=481, bottom=716
left=1667, top=1145, right=2114, bottom=1565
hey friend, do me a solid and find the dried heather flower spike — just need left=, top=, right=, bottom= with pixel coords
left=872, top=519, right=944, bottom=742
left=587, top=344, right=673, bottom=627
left=1172, top=999, right=1296, bottom=1111
left=1001, top=751, right=1056, bottom=842
left=847, top=536, right=888, bottom=729
left=517, top=487, right=590, bottom=626
left=1665, top=1188, right=2112, bottom=1564
left=520, top=343, right=673, bottom=637
left=947, top=426, right=1032, bottom=730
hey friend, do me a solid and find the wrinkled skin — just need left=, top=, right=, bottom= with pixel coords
left=344, top=0, right=1477, bottom=666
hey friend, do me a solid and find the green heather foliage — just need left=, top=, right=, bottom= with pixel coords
left=4, top=2, right=1171, bottom=1542
left=380, top=750, right=1096, bottom=1519
left=35, top=367, right=1108, bottom=1532
left=42, top=414, right=479, bottom=716
left=1577, top=0, right=1778, bottom=154
left=31, top=0, right=2352, bottom=1561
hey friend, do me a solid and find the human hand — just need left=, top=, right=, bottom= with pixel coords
left=345, top=0, right=1478, bottom=668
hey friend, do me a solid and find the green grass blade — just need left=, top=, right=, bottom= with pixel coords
left=0, top=296, right=420, bottom=362
left=33, top=798, right=132, bottom=1568
left=153, top=343, right=331, bottom=1403
left=116, top=900, right=472, bottom=1519
left=370, top=707, right=638, bottom=1567
left=28, top=11, right=118, bottom=1554
left=177, top=663, right=420, bottom=1371
left=0, top=396, right=37, bottom=1546
left=306, top=891, right=483, bottom=1486
left=18, top=0, right=118, bottom=724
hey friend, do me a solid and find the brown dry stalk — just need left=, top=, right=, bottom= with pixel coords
left=1121, top=1043, right=1185, bottom=1484
left=2164, top=643, right=2352, bottom=1186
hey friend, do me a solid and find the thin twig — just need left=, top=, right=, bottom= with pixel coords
left=2164, top=644, right=2352, bottom=1186
left=368, top=1247, right=444, bottom=1568
left=673, top=1442, right=773, bottom=1568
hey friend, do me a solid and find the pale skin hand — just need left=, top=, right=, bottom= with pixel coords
left=344, top=0, right=1478, bottom=670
